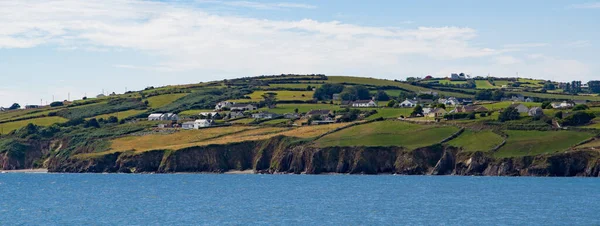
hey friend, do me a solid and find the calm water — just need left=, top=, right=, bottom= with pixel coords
left=0, top=174, right=599, bottom=225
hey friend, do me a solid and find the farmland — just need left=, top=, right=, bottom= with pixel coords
left=146, top=93, right=188, bottom=108
left=0, top=117, right=68, bottom=134
left=314, top=121, right=459, bottom=149
left=494, top=130, right=593, bottom=158
left=447, top=130, right=504, bottom=152
left=90, top=109, right=147, bottom=120
left=475, top=80, right=496, bottom=89
left=229, top=90, right=315, bottom=103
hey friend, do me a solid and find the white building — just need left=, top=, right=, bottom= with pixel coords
left=399, top=99, right=417, bottom=108
left=438, top=97, right=459, bottom=106
left=182, top=121, right=195, bottom=130
left=230, top=103, right=257, bottom=111
left=194, top=119, right=214, bottom=128
left=215, top=101, right=234, bottom=111
left=199, top=112, right=220, bottom=118
left=252, top=112, right=279, bottom=119
left=148, top=113, right=179, bottom=121
left=551, top=101, right=574, bottom=109
left=352, top=100, right=377, bottom=108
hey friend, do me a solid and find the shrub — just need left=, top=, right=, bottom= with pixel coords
left=561, top=112, right=596, bottom=126
left=50, top=101, right=64, bottom=107
left=498, top=106, right=520, bottom=122
left=573, top=104, right=589, bottom=111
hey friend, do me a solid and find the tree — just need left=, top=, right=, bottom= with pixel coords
left=50, top=101, right=64, bottom=107
left=294, top=108, right=299, bottom=113
left=261, top=92, right=278, bottom=108
left=491, top=90, right=505, bottom=101
left=467, top=112, right=476, bottom=120
left=554, top=111, right=563, bottom=119
left=498, top=106, right=520, bottom=122
left=387, top=100, right=397, bottom=108
left=313, top=84, right=345, bottom=100
left=107, top=116, right=119, bottom=123
left=573, top=104, right=589, bottom=111
left=411, top=105, right=424, bottom=117
left=340, top=85, right=370, bottom=101
left=543, top=82, right=556, bottom=90
left=589, top=81, right=600, bottom=93
left=376, top=90, right=390, bottom=101
left=475, top=90, right=493, bottom=100
left=85, top=118, right=100, bottom=128
left=9, top=103, right=20, bottom=110
left=541, top=101, right=552, bottom=109
left=435, top=103, right=446, bottom=109
left=561, top=112, right=596, bottom=126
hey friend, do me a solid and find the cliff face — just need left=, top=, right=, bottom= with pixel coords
left=46, top=136, right=600, bottom=177
left=0, top=139, right=52, bottom=170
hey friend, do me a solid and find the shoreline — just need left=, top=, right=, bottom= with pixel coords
left=0, top=168, right=48, bottom=174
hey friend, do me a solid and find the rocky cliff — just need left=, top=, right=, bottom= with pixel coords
left=45, top=136, right=600, bottom=177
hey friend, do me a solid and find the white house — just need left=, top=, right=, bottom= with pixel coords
left=252, top=112, right=279, bottom=119
left=230, top=103, right=257, bottom=111
left=528, top=107, right=544, bottom=117
left=399, top=99, right=417, bottom=108
left=194, top=119, right=214, bottom=128
left=182, top=121, right=196, bottom=130
left=551, top=101, right=574, bottom=109
left=215, top=101, right=234, bottom=111
left=438, top=97, right=459, bottom=106
left=148, top=113, right=179, bottom=121
left=228, top=111, right=245, bottom=119
left=0, top=107, right=5, bottom=112
left=199, top=112, right=221, bottom=118
left=509, top=104, right=529, bottom=113
left=352, top=100, right=377, bottom=108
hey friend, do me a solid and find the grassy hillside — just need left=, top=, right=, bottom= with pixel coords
left=146, top=93, right=188, bottom=108
left=326, top=76, right=472, bottom=98
left=447, top=130, right=504, bottom=152
left=495, top=130, right=593, bottom=158
left=314, top=121, right=459, bottom=149
left=229, top=90, right=315, bottom=103
left=90, top=109, right=147, bottom=120
left=0, top=117, right=68, bottom=135
left=475, top=80, right=495, bottom=89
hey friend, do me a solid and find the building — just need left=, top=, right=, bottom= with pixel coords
left=509, top=104, right=529, bottom=113
left=96, top=94, right=106, bottom=98
left=194, top=119, right=214, bottom=128
left=199, top=112, right=221, bottom=118
left=148, top=113, right=179, bottom=121
left=456, top=98, right=473, bottom=105
left=352, top=100, right=377, bottom=108
left=427, top=108, right=448, bottom=118
left=307, top=110, right=333, bottom=119
left=332, top=94, right=341, bottom=101
left=572, top=100, right=587, bottom=105
left=438, top=97, right=459, bottom=106
left=524, top=97, right=534, bottom=102
left=182, top=121, right=196, bottom=130
left=252, top=112, right=279, bottom=119
left=450, top=73, right=466, bottom=80
left=215, top=101, right=234, bottom=111
left=230, top=103, right=257, bottom=111
left=284, top=113, right=300, bottom=119
left=0, top=107, right=5, bottom=112
left=454, top=105, right=489, bottom=113
left=419, top=90, right=439, bottom=96
left=422, top=107, right=432, bottom=115
left=228, top=111, right=245, bottom=119
left=528, top=107, right=544, bottom=117
left=551, top=101, right=574, bottom=109
left=399, top=99, right=418, bottom=108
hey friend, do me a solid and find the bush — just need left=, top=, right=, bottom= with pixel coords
left=467, top=112, right=476, bottom=120
left=561, top=112, right=596, bottom=126
left=573, top=104, right=589, bottom=111
left=50, top=101, right=64, bottom=107
left=554, top=111, right=563, bottom=119
left=443, top=113, right=470, bottom=120
left=498, top=106, right=520, bottom=122
left=479, top=112, right=487, bottom=117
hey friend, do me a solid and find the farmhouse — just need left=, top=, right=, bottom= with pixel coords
left=182, top=121, right=195, bottom=130
left=252, top=112, right=279, bottom=119
left=284, top=113, right=300, bottom=119
left=528, top=107, right=544, bottom=117
left=352, top=100, right=377, bottom=108
left=551, top=101, right=573, bottom=109
left=455, top=105, right=489, bottom=113
left=427, top=108, right=447, bottom=118
left=307, top=110, right=333, bottom=118
left=228, top=111, right=245, bottom=119
left=438, top=97, right=459, bottom=106
left=230, top=104, right=257, bottom=111
left=332, top=94, right=341, bottom=101
left=148, top=113, right=179, bottom=121
left=214, top=101, right=234, bottom=111
left=199, top=112, right=221, bottom=118
left=509, top=104, right=529, bottom=113
left=399, top=99, right=417, bottom=108
left=194, top=119, right=214, bottom=128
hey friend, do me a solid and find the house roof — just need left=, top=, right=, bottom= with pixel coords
left=402, top=99, right=417, bottom=104
left=182, top=121, right=195, bottom=125
left=308, top=109, right=332, bottom=115
left=353, top=100, right=375, bottom=104
left=195, top=119, right=214, bottom=123
left=231, top=103, right=255, bottom=108
left=432, top=108, right=447, bottom=113
left=148, top=113, right=164, bottom=117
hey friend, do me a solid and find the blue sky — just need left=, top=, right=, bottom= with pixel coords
left=0, top=0, right=599, bottom=107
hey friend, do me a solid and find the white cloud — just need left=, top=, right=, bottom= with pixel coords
left=503, top=43, right=548, bottom=48
left=567, top=40, right=591, bottom=48
left=202, top=0, right=316, bottom=10
left=569, top=2, right=600, bottom=9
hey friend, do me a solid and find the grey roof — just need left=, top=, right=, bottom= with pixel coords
left=353, top=100, right=374, bottom=104
left=308, top=109, right=332, bottom=115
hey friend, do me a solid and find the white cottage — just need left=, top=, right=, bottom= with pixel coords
left=352, top=100, right=377, bottom=108
left=148, top=113, right=179, bottom=121
left=182, top=121, right=196, bottom=130
left=215, top=101, right=234, bottom=111
left=194, top=119, right=214, bottom=128
left=399, top=99, right=417, bottom=108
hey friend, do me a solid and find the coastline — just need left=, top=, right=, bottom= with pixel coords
left=0, top=168, right=48, bottom=174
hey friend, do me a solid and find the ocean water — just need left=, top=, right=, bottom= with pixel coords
left=0, top=174, right=599, bottom=225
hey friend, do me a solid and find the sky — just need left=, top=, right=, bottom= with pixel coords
left=0, top=0, right=599, bottom=107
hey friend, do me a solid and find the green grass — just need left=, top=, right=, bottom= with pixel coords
left=480, top=101, right=542, bottom=110
left=517, top=78, right=544, bottom=87
left=261, top=119, right=291, bottom=125
left=229, top=91, right=315, bottom=103
left=493, top=80, right=510, bottom=87
left=264, top=83, right=322, bottom=89
left=475, top=80, right=496, bottom=89
left=314, top=121, right=459, bottom=149
left=326, top=76, right=472, bottom=98
left=0, top=117, right=68, bottom=134
left=437, top=80, right=468, bottom=85
left=447, top=130, right=504, bottom=152
left=360, top=108, right=413, bottom=120
left=494, top=130, right=593, bottom=158
left=90, top=109, right=147, bottom=120
left=178, top=109, right=218, bottom=116
left=512, top=91, right=600, bottom=101
left=254, top=104, right=342, bottom=114
left=146, top=93, right=188, bottom=108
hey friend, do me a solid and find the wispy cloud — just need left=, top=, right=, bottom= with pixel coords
left=569, top=2, right=600, bottom=9
left=503, top=43, right=548, bottom=49
left=208, top=1, right=316, bottom=10
left=566, top=40, right=591, bottom=48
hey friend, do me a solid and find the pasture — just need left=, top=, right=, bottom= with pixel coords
left=0, top=117, right=68, bottom=134
left=494, top=130, right=593, bottom=158
left=447, top=130, right=504, bottom=152
left=146, top=93, right=188, bottom=108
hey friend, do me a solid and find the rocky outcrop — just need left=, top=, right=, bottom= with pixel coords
left=0, top=139, right=52, bottom=170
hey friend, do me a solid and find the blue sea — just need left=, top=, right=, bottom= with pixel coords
left=1, top=174, right=599, bottom=225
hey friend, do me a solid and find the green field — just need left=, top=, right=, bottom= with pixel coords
left=512, top=91, right=600, bottom=101
left=178, top=109, right=218, bottom=116
left=261, top=119, right=291, bottom=125
left=0, top=117, right=68, bottom=134
left=229, top=91, right=315, bottom=103
left=493, top=80, right=510, bottom=87
left=315, top=121, right=459, bottom=149
left=255, top=104, right=342, bottom=114
left=494, top=130, right=593, bottom=158
left=146, top=93, right=188, bottom=108
left=264, top=83, right=322, bottom=89
left=91, top=109, right=147, bottom=120
left=359, top=108, right=413, bottom=120
left=517, top=78, right=544, bottom=87
left=326, top=76, right=472, bottom=98
left=480, top=101, right=542, bottom=110
left=475, top=80, right=496, bottom=89
left=438, top=80, right=468, bottom=85
left=447, top=130, right=504, bottom=152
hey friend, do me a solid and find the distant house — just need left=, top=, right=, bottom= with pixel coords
left=422, top=107, right=432, bottom=115
left=307, top=110, right=333, bottom=119
left=230, top=103, right=257, bottom=111
left=572, top=100, right=587, bottom=105
left=417, top=98, right=434, bottom=106
left=228, top=111, right=245, bottom=119
left=182, top=121, right=196, bottom=130
left=148, top=113, right=179, bottom=121
left=450, top=73, right=466, bottom=80
left=509, top=104, right=529, bottom=113
left=96, top=94, right=106, bottom=98
left=199, top=112, right=221, bottom=118
left=25, top=105, right=40, bottom=109
left=352, top=100, right=377, bottom=108
left=551, top=101, right=574, bottom=109
left=524, top=97, right=534, bottom=102
left=427, top=108, right=448, bottom=118
left=194, top=119, right=214, bottom=128
left=510, top=95, right=525, bottom=102
left=284, top=113, right=300, bottom=119
left=455, top=105, right=489, bottom=113
left=528, top=107, right=544, bottom=117
left=399, top=99, right=417, bottom=108
left=252, top=112, right=279, bottom=119
left=332, top=94, right=341, bottom=101
left=311, top=120, right=335, bottom=125
left=419, top=90, right=439, bottom=96
left=438, top=97, right=459, bottom=106
left=0, top=107, right=5, bottom=112
left=456, top=98, right=473, bottom=105
left=215, top=101, right=234, bottom=111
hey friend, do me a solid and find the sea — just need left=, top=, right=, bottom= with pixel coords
left=1, top=174, right=599, bottom=225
